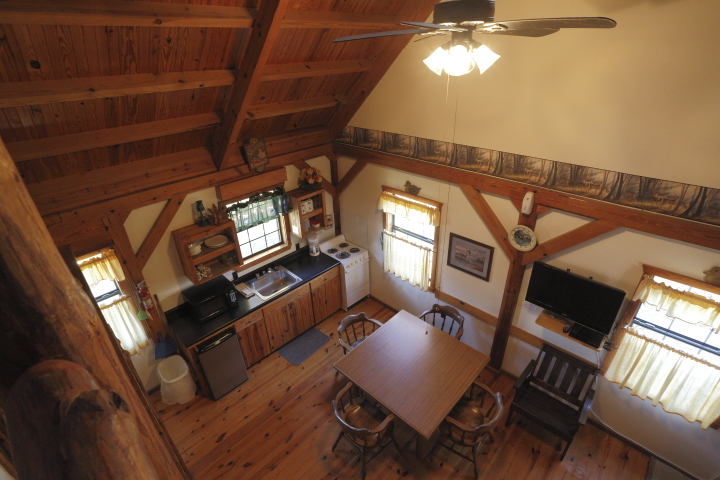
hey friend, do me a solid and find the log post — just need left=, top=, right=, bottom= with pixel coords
left=0, top=137, right=187, bottom=478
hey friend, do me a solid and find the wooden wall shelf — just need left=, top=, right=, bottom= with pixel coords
left=535, top=312, right=605, bottom=352
left=172, top=219, right=242, bottom=285
left=287, top=188, right=327, bottom=238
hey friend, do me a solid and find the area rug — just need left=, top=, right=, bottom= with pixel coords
left=277, top=328, right=331, bottom=366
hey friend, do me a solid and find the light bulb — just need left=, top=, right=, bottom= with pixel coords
left=444, top=44, right=475, bottom=76
left=471, top=44, right=500, bottom=74
left=423, top=46, right=448, bottom=76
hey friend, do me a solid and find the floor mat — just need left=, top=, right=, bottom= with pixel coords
left=277, top=328, right=331, bottom=366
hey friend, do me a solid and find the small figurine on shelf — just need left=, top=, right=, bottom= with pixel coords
left=194, top=200, right=209, bottom=227
left=298, top=167, right=323, bottom=191
left=196, top=263, right=212, bottom=281
left=207, top=203, right=228, bottom=225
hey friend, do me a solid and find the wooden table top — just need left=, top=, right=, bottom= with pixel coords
left=334, top=310, right=490, bottom=439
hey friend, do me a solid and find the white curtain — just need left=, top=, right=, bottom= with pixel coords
left=633, top=274, right=720, bottom=332
left=78, top=250, right=150, bottom=356
left=99, top=296, right=151, bottom=356
left=606, top=327, right=720, bottom=429
left=377, top=191, right=440, bottom=227
left=383, top=232, right=432, bottom=291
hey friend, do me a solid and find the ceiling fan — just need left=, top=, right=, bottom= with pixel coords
left=333, top=0, right=616, bottom=76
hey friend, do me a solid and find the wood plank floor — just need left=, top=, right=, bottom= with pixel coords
left=153, top=299, right=650, bottom=480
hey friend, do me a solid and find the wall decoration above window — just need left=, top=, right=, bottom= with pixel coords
left=446, top=233, right=494, bottom=282
left=241, top=136, right=269, bottom=173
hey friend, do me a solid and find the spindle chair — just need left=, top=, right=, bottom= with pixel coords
left=337, top=313, right=383, bottom=355
left=419, top=304, right=464, bottom=339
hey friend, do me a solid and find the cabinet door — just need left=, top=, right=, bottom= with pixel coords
left=237, top=319, right=272, bottom=366
left=289, top=291, right=315, bottom=335
left=265, top=305, right=293, bottom=351
left=311, top=275, right=342, bottom=324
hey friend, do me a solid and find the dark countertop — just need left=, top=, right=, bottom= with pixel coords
left=166, top=247, right=340, bottom=348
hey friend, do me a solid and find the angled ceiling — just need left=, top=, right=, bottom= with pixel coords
left=0, top=0, right=437, bottom=218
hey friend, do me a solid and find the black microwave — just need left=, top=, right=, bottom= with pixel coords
left=181, top=276, right=239, bottom=323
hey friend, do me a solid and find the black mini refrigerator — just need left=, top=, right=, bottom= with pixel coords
left=195, top=328, right=249, bottom=400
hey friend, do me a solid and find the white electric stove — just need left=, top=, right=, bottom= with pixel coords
left=319, top=234, right=370, bottom=310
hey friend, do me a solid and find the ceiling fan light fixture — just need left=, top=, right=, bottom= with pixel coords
left=471, top=44, right=500, bottom=74
left=445, top=43, right=475, bottom=76
left=423, top=45, right=449, bottom=75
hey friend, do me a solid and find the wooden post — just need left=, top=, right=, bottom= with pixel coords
left=329, top=153, right=342, bottom=236
left=0, top=137, right=187, bottom=478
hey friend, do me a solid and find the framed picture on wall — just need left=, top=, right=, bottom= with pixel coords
left=446, top=233, right=494, bottom=282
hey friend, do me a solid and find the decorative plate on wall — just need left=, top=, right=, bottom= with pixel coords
left=509, top=225, right=537, bottom=252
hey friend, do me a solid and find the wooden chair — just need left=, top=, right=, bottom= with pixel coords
left=419, top=304, right=464, bottom=339
left=506, top=343, right=598, bottom=460
left=434, top=381, right=503, bottom=479
left=331, top=382, right=400, bottom=480
left=337, top=313, right=383, bottom=355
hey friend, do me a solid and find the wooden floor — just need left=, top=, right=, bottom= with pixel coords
left=153, top=299, right=650, bottom=480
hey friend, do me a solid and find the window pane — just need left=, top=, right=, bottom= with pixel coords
left=707, top=333, right=720, bottom=349
left=250, top=237, right=267, bottom=254
left=90, top=279, right=119, bottom=300
left=670, top=320, right=714, bottom=343
left=237, top=230, right=249, bottom=245
left=266, top=230, right=281, bottom=247
left=636, top=303, right=673, bottom=329
left=248, top=224, right=265, bottom=241
left=240, top=243, right=252, bottom=259
left=264, top=218, right=279, bottom=234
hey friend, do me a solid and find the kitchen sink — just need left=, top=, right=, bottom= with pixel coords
left=246, top=266, right=302, bottom=301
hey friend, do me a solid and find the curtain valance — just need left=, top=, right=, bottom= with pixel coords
left=377, top=191, right=440, bottom=227
left=78, top=250, right=125, bottom=286
left=633, top=274, right=720, bottom=332
left=227, top=188, right=289, bottom=233
left=606, top=327, right=720, bottom=429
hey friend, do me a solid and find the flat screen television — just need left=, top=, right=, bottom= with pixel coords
left=525, top=262, right=626, bottom=335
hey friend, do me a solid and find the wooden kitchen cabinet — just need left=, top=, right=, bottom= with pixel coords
left=310, top=265, right=342, bottom=324
left=263, top=284, right=314, bottom=351
left=287, top=188, right=327, bottom=238
left=234, top=309, right=272, bottom=366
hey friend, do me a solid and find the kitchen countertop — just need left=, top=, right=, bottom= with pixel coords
left=166, top=247, right=340, bottom=347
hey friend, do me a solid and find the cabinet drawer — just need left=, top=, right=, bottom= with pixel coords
left=233, top=308, right=264, bottom=331
left=262, top=283, right=310, bottom=316
left=310, top=265, right=340, bottom=290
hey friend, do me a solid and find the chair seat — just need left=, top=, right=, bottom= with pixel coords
left=342, top=399, right=388, bottom=447
left=448, top=398, right=487, bottom=429
left=513, top=386, right=579, bottom=438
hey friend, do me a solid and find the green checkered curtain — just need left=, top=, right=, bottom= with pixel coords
left=228, top=191, right=289, bottom=232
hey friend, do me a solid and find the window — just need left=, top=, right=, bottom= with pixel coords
left=378, top=186, right=442, bottom=291
left=77, top=249, right=150, bottom=356
left=226, top=188, right=291, bottom=266
left=605, top=266, right=720, bottom=429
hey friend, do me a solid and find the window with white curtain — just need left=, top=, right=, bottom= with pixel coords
left=78, top=250, right=150, bottom=356
left=606, top=271, right=720, bottom=429
left=378, top=186, right=442, bottom=292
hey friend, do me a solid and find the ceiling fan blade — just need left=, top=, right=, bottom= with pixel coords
left=400, top=21, right=465, bottom=32
left=413, top=31, right=451, bottom=42
left=480, top=28, right=559, bottom=38
left=494, top=17, right=617, bottom=31
left=333, top=28, right=435, bottom=43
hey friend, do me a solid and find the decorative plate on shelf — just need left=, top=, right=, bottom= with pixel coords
left=509, top=225, right=537, bottom=252
left=204, top=235, right=228, bottom=249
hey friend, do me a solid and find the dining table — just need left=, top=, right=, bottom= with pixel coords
left=333, top=309, right=490, bottom=457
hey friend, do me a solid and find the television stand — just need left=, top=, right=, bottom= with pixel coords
left=535, top=313, right=606, bottom=351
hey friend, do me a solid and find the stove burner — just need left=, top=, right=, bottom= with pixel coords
left=327, top=248, right=338, bottom=254
left=349, top=247, right=360, bottom=253
left=336, top=252, right=351, bottom=260
left=339, top=242, right=349, bottom=248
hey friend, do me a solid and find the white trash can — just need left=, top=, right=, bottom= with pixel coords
left=158, top=355, right=196, bottom=405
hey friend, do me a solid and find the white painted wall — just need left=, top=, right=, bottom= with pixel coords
left=350, top=0, right=720, bottom=190
left=124, top=157, right=335, bottom=391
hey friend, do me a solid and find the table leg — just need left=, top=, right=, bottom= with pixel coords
left=415, top=429, right=438, bottom=459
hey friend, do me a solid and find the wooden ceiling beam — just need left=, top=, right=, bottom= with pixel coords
left=0, top=1, right=254, bottom=28
left=135, top=193, right=186, bottom=271
left=213, top=0, right=293, bottom=170
left=246, top=94, right=347, bottom=120
left=7, top=112, right=220, bottom=163
left=335, top=159, right=367, bottom=196
left=282, top=10, right=399, bottom=30
left=334, top=143, right=720, bottom=252
left=326, top=0, right=439, bottom=138
left=460, top=184, right=515, bottom=259
left=264, top=127, right=331, bottom=158
left=521, top=219, right=620, bottom=265
left=0, top=71, right=235, bottom=109
left=258, top=60, right=373, bottom=82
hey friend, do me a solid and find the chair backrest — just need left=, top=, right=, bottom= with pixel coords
left=529, top=344, right=599, bottom=409
left=337, top=313, right=383, bottom=354
left=419, top=304, right=464, bottom=339
left=332, top=382, right=393, bottom=448
left=445, top=382, right=503, bottom=446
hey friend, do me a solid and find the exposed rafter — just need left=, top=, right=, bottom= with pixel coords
left=0, top=71, right=235, bottom=108
left=246, top=95, right=348, bottom=120
left=282, top=10, right=399, bottom=30
left=258, top=60, right=373, bottom=82
left=0, top=0, right=255, bottom=28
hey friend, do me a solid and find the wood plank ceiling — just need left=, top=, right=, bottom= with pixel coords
left=0, top=0, right=437, bottom=227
